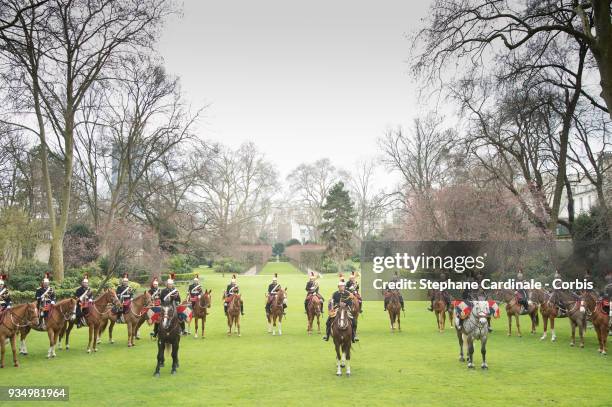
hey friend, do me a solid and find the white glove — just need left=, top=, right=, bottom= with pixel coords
left=51, top=301, right=56, bottom=305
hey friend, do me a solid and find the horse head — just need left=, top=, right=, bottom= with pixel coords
left=107, top=288, right=121, bottom=307
left=59, top=298, right=77, bottom=321
left=201, top=289, right=212, bottom=308
left=336, top=303, right=350, bottom=330
left=161, top=304, right=177, bottom=330
left=472, top=301, right=490, bottom=326
left=27, top=302, right=40, bottom=326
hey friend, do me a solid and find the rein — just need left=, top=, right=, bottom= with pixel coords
left=4, top=305, right=35, bottom=329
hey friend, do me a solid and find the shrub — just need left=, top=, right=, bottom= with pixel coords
left=213, top=258, right=246, bottom=274
left=8, top=260, right=51, bottom=291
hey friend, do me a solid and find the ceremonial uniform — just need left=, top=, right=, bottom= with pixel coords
left=266, top=275, right=286, bottom=315
left=160, top=287, right=181, bottom=306
left=515, top=270, right=529, bottom=311
left=116, top=282, right=133, bottom=322
left=75, top=282, right=93, bottom=327
left=36, top=279, right=56, bottom=329
left=323, top=282, right=357, bottom=343
left=188, top=281, right=203, bottom=308
left=0, top=276, right=12, bottom=310
left=148, top=279, right=162, bottom=338
left=346, top=275, right=363, bottom=313
left=305, top=279, right=324, bottom=313
left=384, top=275, right=404, bottom=312
left=428, top=272, right=450, bottom=312
left=224, top=281, right=244, bottom=315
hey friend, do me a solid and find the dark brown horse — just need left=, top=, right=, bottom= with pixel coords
left=190, top=289, right=211, bottom=339
left=331, top=302, right=353, bottom=376
left=583, top=291, right=609, bottom=355
left=386, top=291, right=401, bottom=332
left=266, top=287, right=286, bottom=336
left=226, top=294, right=241, bottom=336
left=59, top=289, right=120, bottom=353
left=532, top=289, right=585, bottom=346
left=19, top=298, right=77, bottom=358
left=306, top=294, right=321, bottom=335
left=154, top=303, right=181, bottom=377
left=0, top=303, right=39, bottom=368
left=494, top=289, right=539, bottom=337
left=432, top=291, right=452, bottom=332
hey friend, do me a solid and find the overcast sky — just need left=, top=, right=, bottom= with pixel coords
left=157, top=1, right=434, bottom=184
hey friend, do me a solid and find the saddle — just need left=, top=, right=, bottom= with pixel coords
left=452, top=300, right=472, bottom=320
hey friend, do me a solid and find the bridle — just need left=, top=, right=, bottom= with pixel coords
left=5, top=304, right=38, bottom=329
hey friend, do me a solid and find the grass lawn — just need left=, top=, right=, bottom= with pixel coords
left=2, top=262, right=610, bottom=406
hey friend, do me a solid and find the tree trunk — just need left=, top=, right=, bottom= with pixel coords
left=49, top=229, right=65, bottom=281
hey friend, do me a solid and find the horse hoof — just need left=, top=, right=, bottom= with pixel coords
left=94, top=348, right=98, bottom=352
left=341, top=363, right=345, bottom=368
left=194, top=335, right=198, bottom=339
left=481, top=364, right=488, bottom=370
left=14, top=363, right=19, bottom=367
left=580, top=344, right=584, bottom=349
left=570, top=343, right=575, bottom=347
left=336, top=372, right=342, bottom=376
left=459, top=357, right=465, bottom=362
left=154, top=372, right=160, bottom=377
left=171, top=370, right=176, bottom=375
left=87, top=349, right=91, bottom=354
left=65, top=346, right=69, bottom=350
left=238, top=334, right=241, bottom=337
left=539, top=336, right=546, bottom=341
left=0, top=364, right=4, bottom=368
left=52, top=353, right=56, bottom=358
left=467, top=363, right=474, bottom=369
left=602, top=351, right=607, bottom=356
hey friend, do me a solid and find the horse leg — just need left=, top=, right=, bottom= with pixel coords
left=0, top=336, right=5, bottom=368
left=87, top=325, right=93, bottom=353
left=63, top=321, right=72, bottom=350
left=540, top=315, right=548, bottom=340
left=237, top=316, right=241, bottom=337
left=551, top=317, right=556, bottom=342
left=398, top=313, right=401, bottom=332
left=579, top=319, right=585, bottom=348
left=19, top=330, right=28, bottom=355
left=109, top=320, right=115, bottom=344
left=47, top=329, right=55, bottom=359
left=516, top=315, right=522, bottom=337
left=154, top=339, right=163, bottom=377
left=278, top=316, right=282, bottom=336
left=507, top=313, right=512, bottom=336
left=481, top=338, right=488, bottom=369
left=127, top=321, right=133, bottom=347
left=335, top=344, right=342, bottom=376
left=345, top=343, right=351, bottom=376
left=316, top=314, right=321, bottom=334
left=570, top=320, right=576, bottom=347
left=448, top=310, right=454, bottom=328
left=457, top=331, right=465, bottom=362
left=93, top=323, right=99, bottom=352
left=171, top=341, right=178, bottom=375
left=10, top=334, right=18, bottom=367
left=467, top=336, right=475, bottom=369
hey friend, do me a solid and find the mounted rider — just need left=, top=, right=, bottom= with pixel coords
left=223, top=274, right=244, bottom=316
left=603, top=272, right=612, bottom=329
left=384, top=272, right=405, bottom=312
left=116, top=273, right=133, bottom=323
left=0, top=274, right=12, bottom=311
left=148, top=277, right=161, bottom=338
left=35, top=273, right=56, bottom=329
left=305, top=271, right=324, bottom=314
left=428, top=270, right=451, bottom=312
left=552, top=269, right=568, bottom=315
left=345, top=271, right=362, bottom=313
left=75, top=274, right=93, bottom=328
left=323, top=279, right=358, bottom=343
left=515, top=269, right=529, bottom=312
left=160, top=273, right=187, bottom=335
left=266, top=273, right=286, bottom=315
left=188, top=274, right=204, bottom=310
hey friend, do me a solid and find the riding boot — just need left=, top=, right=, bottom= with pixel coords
left=322, top=318, right=332, bottom=341
left=282, top=303, right=287, bottom=315
left=353, top=320, right=359, bottom=342
left=304, top=301, right=308, bottom=314
left=320, top=302, right=324, bottom=314
left=150, top=323, right=159, bottom=338
left=383, top=298, right=388, bottom=311
left=180, top=321, right=187, bottom=335
left=400, top=299, right=405, bottom=312
left=428, top=298, right=433, bottom=312
left=240, top=302, right=244, bottom=316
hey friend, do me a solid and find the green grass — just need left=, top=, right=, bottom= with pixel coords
left=3, top=262, right=610, bottom=406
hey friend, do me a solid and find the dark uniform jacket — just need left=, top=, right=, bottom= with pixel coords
left=188, top=283, right=203, bottom=298
left=305, top=281, right=319, bottom=295
left=331, top=290, right=353, bottom=308
left=148, top=287, right=161, bottom=305
left=268, top=283, right=280, bottom=295
left=160, top=287, right=181, bottom=306
left=117, top=285, right=133, bottom=302
left=225, top=283, right=239, bottom=296
left=0, top=287, right=11, bottom=309
left=345, top=280, right=359, bottom=293
left=75, top=286, right=93, bottom=303
left=35, top=286, right=56, bottom=305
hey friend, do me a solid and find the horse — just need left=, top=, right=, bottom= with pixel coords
left=267, top=287, right=286, bottom=336
left=59, top=289, right=120, bottom=353
left=532, top=289, right=585, bottom=346
left=455, top=300, right=492, bottom=369
left=350, top=292, right=361, bottom=336
left=226, top=293, right=241, bottom=336
left=19, top=298, right=77, bottom=358
left=493, top=289, right=539, bottom=337
left=331, top=302, right=353, bottom=376
left=116, top=292, right=152, bottom=347
left=0, top=303, right=39, bottom=368
left=582, top=291, right=609, bottom=355
left=190, top=289, right=211, bottom=339
left=306, top=294, right=321, bottom=335
left=385, top=291, right=402, bottom=332
left=154, top=303, right=181, bottom=377
left=431, top=290, right=453, bottom=332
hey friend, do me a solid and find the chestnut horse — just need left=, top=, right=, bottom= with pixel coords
left=267, top=287, right=286, bottom=336
left=226, top=294, right=241, bottom=336
left=532, top=289, right=586, bottom=346
left=123, top=292, right=151, bottom=347
left=494, top=289, right=539, bottom=337
left=386, top=291, right=401, bottom=332
left=306, top=294, right=321, bottom=335
left=432, top=291, right=453, bottom=332
left=59, top=289, right=120, bottom=353
left=331, top=302, right=353, bottom=376
left=19, top=298, right=77, bottom=358
left=0, top=303, right=39, bottom=368
left=191, top=289, right=211, bottom=339
left=583, top=291, right=609, bottom=355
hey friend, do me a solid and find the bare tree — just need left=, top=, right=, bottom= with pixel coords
left=286, top=158, right=347, bottom=242
left=0, top=0, right=174, bottom=280
left=348, top=159, right=389, bottom=242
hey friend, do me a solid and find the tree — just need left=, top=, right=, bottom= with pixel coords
left=319, top=182, right=357, bottom=264
left=412, top=1, right=612, bottom=116
left=348, top=159, right=389, bottom=242
left=287, top=158, right=347, bottom=242
left=272, top=242, right=285, bottom=257
left=0, top=0, right=174, bottom=280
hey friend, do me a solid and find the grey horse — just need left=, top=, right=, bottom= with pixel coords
left=455, top=300, right=491, bottom=369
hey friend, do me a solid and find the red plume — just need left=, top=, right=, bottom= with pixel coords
left=170, top=273, right=176, bottom=279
